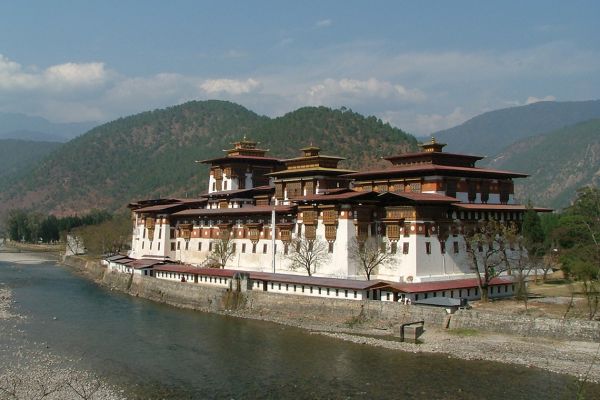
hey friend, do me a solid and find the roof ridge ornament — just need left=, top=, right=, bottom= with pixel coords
left=420, top=136, right=446, bottom=153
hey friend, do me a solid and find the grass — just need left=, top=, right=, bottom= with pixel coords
left=447, top=328, right=479, bottom=337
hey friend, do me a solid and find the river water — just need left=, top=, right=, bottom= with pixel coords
left=0, top=259, right=597, bottom=399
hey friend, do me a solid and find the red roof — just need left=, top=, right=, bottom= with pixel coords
left=248, top=272, right=378, bottom=290
left=172, top=205, right=296, bottom=217
left=155, top=264, right=237, bottom=276
left=454, top=204, right=553, bottom=212
left=374, top=277, right=513, bottom=293
left=198, top=155, right=282, bottom=164
left=135, top=203, right=185, bottom=213
left=381, top=191, right=459, bottom=203
left=383, top=151, right=484, bottom=163
left=129, top=259, right=164, bottom=269
left=152, top=265, right=379, bottom=290
left=201, top=187, right=274, bottom=199
left=293, top=190, right=380, bottom=202
left=345, top=164, right=528, bottom=179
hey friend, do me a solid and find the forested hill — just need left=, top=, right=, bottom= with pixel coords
left=0, top=139, right=62, bottom=181
left=433, top=100, right=600, bottom=156
left=0, top=100, right=416, bottom=216
left=487, top=119, right=600, bottom=209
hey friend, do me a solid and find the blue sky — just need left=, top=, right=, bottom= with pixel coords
left=0, top=1, right=598, bottom=135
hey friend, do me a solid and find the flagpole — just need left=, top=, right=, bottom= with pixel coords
left=271, top=207, right=276, bottom=274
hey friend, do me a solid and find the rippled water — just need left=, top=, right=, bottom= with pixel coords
left=0, top=260, right=597, bottom=399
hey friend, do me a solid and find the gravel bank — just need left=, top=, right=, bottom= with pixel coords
left=0, top=283, right=126, bottom=399
left=0, top=286, right=14, bottom=320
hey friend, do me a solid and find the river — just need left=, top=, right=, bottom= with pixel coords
left=0, top=258, right=597, bottom=399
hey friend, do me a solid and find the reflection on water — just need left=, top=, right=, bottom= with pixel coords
left=0, top=261, right=597, bottom=399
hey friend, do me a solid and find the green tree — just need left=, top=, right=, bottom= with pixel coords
left=553, top=187, right=600, bottom=320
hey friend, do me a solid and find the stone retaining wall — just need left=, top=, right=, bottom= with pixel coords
left=450, top=309, right=600, bottom=342
left=62, top=256, right=600, bottom=342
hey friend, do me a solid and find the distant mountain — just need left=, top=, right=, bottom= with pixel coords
left=0, top=101, right=416, bottom=216
left=0, top=139, right=62, bottom=180
left=0, top=112, right=97, bottom=142
left=432, top=100, right=600, bottom=156
left=487, top=119, right=600, bottom=209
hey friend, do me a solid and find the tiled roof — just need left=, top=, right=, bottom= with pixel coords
left=134, top=203, right=186, bottom=213
left=293, top=190, right=379, bottom=202
left=105, top=254, right=129, bottom=261
left=155, top=264, right=236, bottom=276
left=374, top=277, right=514, bottom=293
left=345, top=164, right=528, bottom=179
left=381, top=192, right=460, bottom=203
left=248, top=272, right=379, bottom=290
left=201, top=187, right=274, bottom=198
left=152, top=265, right=380, bottom=290
left=383, top=151, right=484, bottom=162
left=454, top=203, right=553, bottom=212
left=266, top=167, right=356, bottom=177
left=129, top=259, right=164, bottom=269
left=198, top=155, right=282, bottom=164
left=172, top=205, right=296, bottom=217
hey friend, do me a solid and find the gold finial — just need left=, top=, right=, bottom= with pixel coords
left=431, top=136, right=436, bottom=144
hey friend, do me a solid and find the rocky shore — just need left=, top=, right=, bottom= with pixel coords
left=0, top=251, right=126, bottom=400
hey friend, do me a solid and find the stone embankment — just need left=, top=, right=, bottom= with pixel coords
left=62, top=256, right=600, bottom=382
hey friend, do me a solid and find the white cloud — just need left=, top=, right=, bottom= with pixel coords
left=0, top=38, right=598, bottom=133
left=315, top=19, right=332, bottom=28
left=199, top=78, right=261, bottom=95
left=44, top=62, right=107, bottom=88
left=525, top=95, right=556, bottom=104
left=304, top=78, right=426, bottom=105
left=0, top=54, right=107, bottom=91
left=223, top=50, right=247, bottom=59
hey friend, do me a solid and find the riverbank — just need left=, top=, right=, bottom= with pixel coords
left=58, top=255, right=600, bottom=385
left=0, top=250, right=126, bottom=400
left=1, top=239, right=63, bottom=253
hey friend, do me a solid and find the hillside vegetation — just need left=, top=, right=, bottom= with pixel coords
left=0, top=139, right=62, bottom=181
left=433, top=100, right=600, bottom=156
left=0, top=101, right=416, bottom=216
left=487, top=119, right=600, bottom=209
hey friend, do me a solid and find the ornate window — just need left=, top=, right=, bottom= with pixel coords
left=305, top=225, right=317, bottom=240
left=325, top=225, right=337, bottom=241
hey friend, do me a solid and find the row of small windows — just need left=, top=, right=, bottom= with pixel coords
left=256, top=281, right=359, bottom=298
left=143, top=239, right=467, bottom=255
left=408, top=285, right=512, bottom=301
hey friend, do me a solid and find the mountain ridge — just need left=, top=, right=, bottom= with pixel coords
left=487, top=118, right=600, bottom=209
left=0, top=100, right=416, bottom=216
left=0, top=111, right=97, bottom=142
left=432, top=100, right=600, bottom=156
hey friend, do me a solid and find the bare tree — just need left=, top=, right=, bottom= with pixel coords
left=0, top=368, right=109, bottom=400
left=349, top=236, right=393, bottom=280
left=209, top=236, right=235, bottom=268
left=287, top=238, right=329, bottom=276
left=463, top=220, right=518, bottom=302
left=65, top=371, right=102, bottom=400
left=504, top=233, right=533, bottom=310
